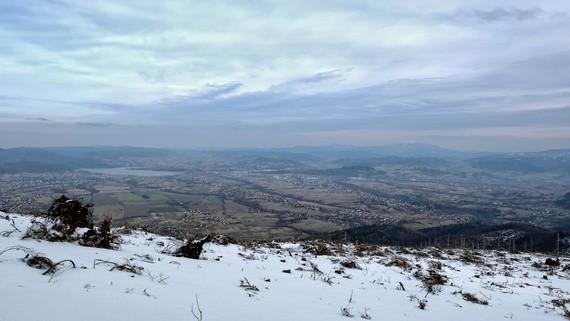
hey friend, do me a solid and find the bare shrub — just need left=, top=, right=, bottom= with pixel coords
left=23, top=218, right=68, bottom=241
left=94, top=259, right=143, bottom=275
left=210, top=234, right=235, bottom=245
left=303, top=241, right=333, bottom=256
left=24, top=254, right=53, bottom=270
left=360, top=308, right=372, bottom=319
left=239, top=277, right=259, bottom=292
left=552, top=298, right=570, bottom=308
left=79, top=218, right=120, bottom=249
left=545, top=258, right=560, bottom=267
left=428, top=248, right=445, bottom=259
left=461, top=292, right=489, bottom=305
left=340, top=306, right=354, bottom=318
left=408, top=294, right=427, bottom=310
left=23, top=196, right=120, bottom=249
left=1, top=246, right=76, bottom=280
left=43, top=259, right=76, bottom=276
left=47, top=195, right=93, bottom=229
left=147, top=271, right=169, bottom=284
left=340, top=259, right=361, bottom=270
left=385, top=256, right=411, bottom=270
left=321, top=275, right=334, bottom=285
left=418, top=299, right=428, bottom=310
left=460, top=251, right=484, bottom=265
left=552, top=299, right=570, bottom=319
left=175, top=235, right=211, bottom=259
left=428, top=260, right=442, bottom=270
left=354, top=244, right=383, bottom=257
left=310, top=261, right=323, bottom=275
left=420, top=270, right=448, bottom=294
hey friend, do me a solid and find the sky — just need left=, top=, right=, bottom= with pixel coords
left=1, top=0, right=570, bottom=151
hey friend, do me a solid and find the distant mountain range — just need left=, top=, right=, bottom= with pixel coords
left=273, top=143, right=485, bottom=158
left=1, top=144, right=569, bottom=174
left=0, top=146, right=171, bottom=174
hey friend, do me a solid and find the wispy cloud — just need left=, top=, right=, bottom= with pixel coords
left=444, top=7, right=544, bottom=22
left=0, top=0, right=569, bottom=149
left=191, top=82, right=243, bottom=100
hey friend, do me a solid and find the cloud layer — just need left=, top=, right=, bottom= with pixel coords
left=1, top=0, right=570, bottom=150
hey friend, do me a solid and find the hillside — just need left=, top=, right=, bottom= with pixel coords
left=1, top=212, right=569, bottom=321
left=325, top=222, right=569, bottom=252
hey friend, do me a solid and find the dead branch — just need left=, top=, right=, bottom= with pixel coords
left=10, top=218, right=21, bottom=232
left=0, top=245, right=35, bottom=257
left=93, top=258, right=143, bottom=275
left=43, top=259, right=76, bottom=275
left=191, top=294, right=204, bottom=321
left=239, top=277, right=259, bottom=292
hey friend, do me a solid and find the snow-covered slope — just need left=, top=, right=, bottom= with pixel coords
left=1, top=213, right=569, bottom=321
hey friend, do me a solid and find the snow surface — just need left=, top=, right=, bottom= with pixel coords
left=1, top=213, right=569, bottom=321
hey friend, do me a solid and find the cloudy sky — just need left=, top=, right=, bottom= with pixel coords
left=1, top=0, right=569, bottom=150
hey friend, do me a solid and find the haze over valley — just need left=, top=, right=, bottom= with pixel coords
left=1, top=144, right=568, bottom=249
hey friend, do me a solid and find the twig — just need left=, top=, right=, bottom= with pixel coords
left=94, top=259, right=143, bottom=274
left=94, top=259, right=118, bottom=268
left=43, top=259, right=76, bottom=275
left=191, top=294, right=204, bottom=321
left=10, top=219, right=21, bottom=232
left=0, top=245, right=35, bottom=257
left=44, top=259, right=76, bottom=282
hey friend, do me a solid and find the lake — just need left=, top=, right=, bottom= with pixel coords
left=79, top=167, right=182, bottom=177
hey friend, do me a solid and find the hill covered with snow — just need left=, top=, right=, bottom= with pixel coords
left=1, top=212, right=569, bottom=321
